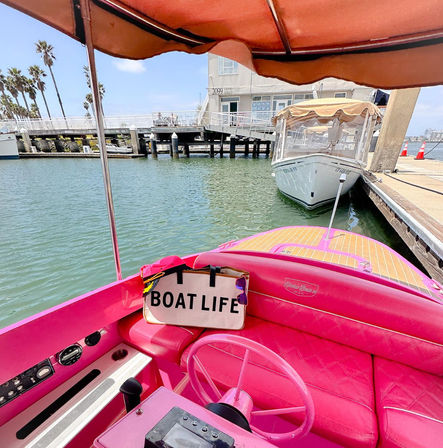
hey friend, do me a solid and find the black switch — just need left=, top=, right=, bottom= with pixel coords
left=119, top=377, right=142, bottom=413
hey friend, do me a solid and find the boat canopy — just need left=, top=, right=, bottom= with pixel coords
left=273, top=98, right=383, bottom=124
left=2, top=0, right=443, bottom=89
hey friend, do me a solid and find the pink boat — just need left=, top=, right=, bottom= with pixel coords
left=1, top=2, right=443, bottom=448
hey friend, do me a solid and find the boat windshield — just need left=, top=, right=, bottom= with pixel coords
left=273, top=113, right=376, bottom=163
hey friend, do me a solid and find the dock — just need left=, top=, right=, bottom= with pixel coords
left=363, top=155, right=443, bottom=283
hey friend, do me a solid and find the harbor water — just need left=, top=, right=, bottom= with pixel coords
left=0, top=156, right=423, bottom=328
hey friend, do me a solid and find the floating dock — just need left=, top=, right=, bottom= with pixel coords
left=363, top=155, right=443, bottom=283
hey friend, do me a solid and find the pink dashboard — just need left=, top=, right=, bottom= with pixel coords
left=94, top=386, right=276, bottom=448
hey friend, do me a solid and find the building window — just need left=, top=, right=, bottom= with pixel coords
left=335, top=92, right=347, bottom=98
left=252, top=96, right=271, bottom=121
left=273, top=95, right=292, bottom=113
left=293, top=93, right=314, bottom=103
left=218, top=57, right=238, bottom=75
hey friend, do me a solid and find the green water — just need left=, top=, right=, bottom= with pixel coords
left=0, top=156, right=414, bottom=328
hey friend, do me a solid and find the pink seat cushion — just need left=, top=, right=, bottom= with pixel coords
left=374, top=357, right=443, bottom=448
left=118, top=310, right=203, bottom=363
left=181, top=317, right=378, bottom=448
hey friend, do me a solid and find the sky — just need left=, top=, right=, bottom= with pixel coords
left=0, top=3, right=442, bottom=136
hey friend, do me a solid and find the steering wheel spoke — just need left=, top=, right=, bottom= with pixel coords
left=194, top=355, right=222, bottom=401
left=252, top=405, right=305, bottom=417
left=187, top=334, right=314, bottom=442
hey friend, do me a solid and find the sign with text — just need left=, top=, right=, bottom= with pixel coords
left=144, top=268, right=248, bottom=330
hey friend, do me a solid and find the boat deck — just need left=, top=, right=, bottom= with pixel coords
left=215, top=226, right=442, bottom=301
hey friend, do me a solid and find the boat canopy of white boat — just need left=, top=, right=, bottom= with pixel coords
left=272, top=98, right=382, bottom=165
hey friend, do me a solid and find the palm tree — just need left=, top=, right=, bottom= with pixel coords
left=8, top=68, right=30, bottom=115
left=83, top=100, right=91, bottom=118
left=83, top=65, right=105, bottom=114
left=0, top=94, right=15, bottom=119
left=5, top=76, right=21, bottom=108
left=25, top=78, right=41, bottom=118
left=35, top=40, right=66, bottom=118
left=29, top=65, right=51, bottom=118
left=0, top=70, right=14, bottom=119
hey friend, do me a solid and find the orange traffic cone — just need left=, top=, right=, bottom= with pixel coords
left=415, top=141, right=426, bottom=160
left=400, top=142, right=408, bottom=156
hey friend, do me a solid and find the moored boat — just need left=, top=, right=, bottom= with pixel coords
left=272, top=99, right=382, bottom=208
left=0, top=132, right=19, bottom=160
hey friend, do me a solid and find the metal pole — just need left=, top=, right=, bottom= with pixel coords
left=80, top=0, right=122, bottom=280
left=326, top=173, right=347, bottom=241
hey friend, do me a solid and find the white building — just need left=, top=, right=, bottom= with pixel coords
left=204, top=55, right=378, bottom=122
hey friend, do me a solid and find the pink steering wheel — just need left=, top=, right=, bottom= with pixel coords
left=187, top=334, right=315, bottom=442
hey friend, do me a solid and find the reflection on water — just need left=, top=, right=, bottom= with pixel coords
left=0, top=156, right=419, bottom=328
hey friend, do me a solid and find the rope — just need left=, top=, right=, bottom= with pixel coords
left=424, top=139, right=443, bottom=156
left=385, top=173, right=443, bottom=196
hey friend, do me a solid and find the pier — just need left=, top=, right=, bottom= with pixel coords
left=1, top=111, right=275, bottom=158
left=363, top=155, right=443, bottom=283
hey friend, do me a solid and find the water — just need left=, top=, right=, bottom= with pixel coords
left=404, top=141, right=443, bottom=160
left=0, top=156, right=417, bottom=329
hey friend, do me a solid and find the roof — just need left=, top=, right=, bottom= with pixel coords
left=274, top=98, right=383, bottom=123
left=2, top=0, right=443, bottom=88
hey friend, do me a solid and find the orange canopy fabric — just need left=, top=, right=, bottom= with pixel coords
left=3, top=0, right=443, bottom=88
left=273, top=98, right=383, bottom=124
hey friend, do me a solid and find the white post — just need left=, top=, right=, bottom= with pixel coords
left=326, top=173, right=347, bottom=241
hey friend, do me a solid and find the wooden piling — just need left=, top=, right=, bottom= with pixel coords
left=229, top=135, right=236, bottom=159
left=220, top=135, right=224, bottom=158
left=209, top=142, right=215, bottom=158
left=184, top=143, right=190, bottom=158
left=244, top=140, right=249, bottom=157
left=150, top=133, right=158, bottom=159
left=172, top=132, right=179, bottom=159
left=265, top=141, right=271, bottom=157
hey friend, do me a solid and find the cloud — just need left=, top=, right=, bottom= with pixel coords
left=113, top=59, right=146, bottom=73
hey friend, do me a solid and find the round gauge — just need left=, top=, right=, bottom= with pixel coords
left=57, top=344, right=83, bottom=366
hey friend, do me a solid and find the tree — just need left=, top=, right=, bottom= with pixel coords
left=8, top=67, right=30, bottom=115
left=29, top=65, right=51, bottom=118
left=0, top=70, right=14, bottom=119
left=83, top=65, right=105, bottom=115
left=83, top=100, right=91, bottom=118
left=35, top=40, right=66, bottom=118
left=25, top=78, right=41, bottom=118
left=5, top=76, right=21, bottom=108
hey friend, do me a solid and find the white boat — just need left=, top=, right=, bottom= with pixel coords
left=271, top=98, right=382, bottom=208
left=0, top=132, right=19, bottom=160
left=105, top=144, right=133, bottom=154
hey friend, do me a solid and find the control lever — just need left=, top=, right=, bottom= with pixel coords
left=119, top=377, right=142, bottom=413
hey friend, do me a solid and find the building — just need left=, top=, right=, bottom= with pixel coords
left=204, top=54, right=379, bottom=122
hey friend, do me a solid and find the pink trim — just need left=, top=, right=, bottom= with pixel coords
left=0, top=274, right=144, bottom=384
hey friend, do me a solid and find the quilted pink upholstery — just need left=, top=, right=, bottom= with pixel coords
left=374, top=357, right=443, bottom=448
left=118, top=310, right=203, bottom=363
left=181, top=317, right=378, bottom=448
left=193, top=252, right=443, bottom=375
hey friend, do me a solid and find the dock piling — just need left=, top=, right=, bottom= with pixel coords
left=172, top=132, right=179, bottom=159
left=244, top=139, right=249, bottom=157
left=184, top=143, right=190, bottom=158
left=129, top=125, right=140, bottom=155
left=265, top=141, right=270, bottom=158
left=149, top=133, right=158, bottom=159
left=20, top=128, right=32, bottom=153
left=230, top=135, right=236, bottom=159
left=220, top=135, right=224, bottom=158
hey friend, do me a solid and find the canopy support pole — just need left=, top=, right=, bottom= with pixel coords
left=80, top=0, right=122, bottom=280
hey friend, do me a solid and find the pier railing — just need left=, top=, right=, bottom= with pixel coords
left=0, top=110, right=276, bottom=134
